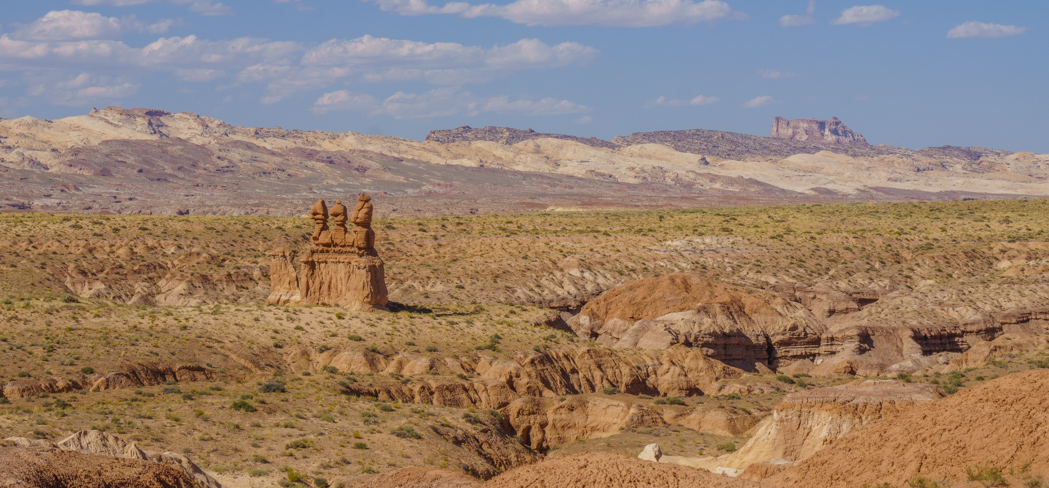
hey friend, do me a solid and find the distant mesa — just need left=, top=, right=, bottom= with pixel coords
left=267, top=194, right=389, bottom=311
left=770, top=116, right=869, bottom=146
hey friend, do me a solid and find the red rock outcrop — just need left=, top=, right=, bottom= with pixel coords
left=770, top=117, right=868, bottom=145
left=0, top=446, right=198, bottom=488
left=569, top=273, right=825, bottom=370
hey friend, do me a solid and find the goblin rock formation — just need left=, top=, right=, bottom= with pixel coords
left=268, top=195, right=388, bottom=310
left=770, top=116, right=869, bottom=145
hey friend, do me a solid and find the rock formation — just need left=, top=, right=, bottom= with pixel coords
left=766, top=370, right=1049, bottom=487
left=721, top=380, right=940, bottom=474
left=268, top=195, right=389, bottom=311
left=2, top=430, right=220, bottom=488
left=567, top=273, right=826, bottom=370
left=770, top=116, right=868, bottom=145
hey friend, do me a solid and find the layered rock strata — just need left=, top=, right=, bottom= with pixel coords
left=567, top=273, right=826, bottom=370
left=770, top=116, right=868, bottom=145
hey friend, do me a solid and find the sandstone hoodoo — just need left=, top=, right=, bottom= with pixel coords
left=770, top=116, right=868, bottom=145
left=267, top=194, right=388, bottom=310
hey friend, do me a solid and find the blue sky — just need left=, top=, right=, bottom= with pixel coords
left=0, top=1, right=1045, bottom=152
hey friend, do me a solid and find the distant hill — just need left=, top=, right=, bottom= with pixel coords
left=0, top=107, right=1043, bottom=216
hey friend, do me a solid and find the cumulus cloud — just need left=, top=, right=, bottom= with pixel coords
left=31, top=73, right=140, bottom=105
left=367, top=0, right=745, bottom=27
left=13, top=10, right=177, bottom=41
left=232, top=36, right=596, bottom=101
left=758, top=69, right=795, bottom=79
left=947, top=21, right=1027, bottom=39
left=313, top=87, right=589, bottom=119
left=779, top=0, right=816, bottom=27
left=645, top=94, right=719, bottom=108
left=71, top=0, right=232, bottom=15
left=743, top=95, right=775, bottom=108
left=830, top=5, right=898, bottom=26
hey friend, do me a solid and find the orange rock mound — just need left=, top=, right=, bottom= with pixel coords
left=0, top=446, right=197, bottom=488
left=485, top=452, right=758, bottom=488
left=767, top=369, right=1049, bottom=487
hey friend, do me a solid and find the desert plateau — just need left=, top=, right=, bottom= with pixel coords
left=2, top=2, right=1047, bottom=486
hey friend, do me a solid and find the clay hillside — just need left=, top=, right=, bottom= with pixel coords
left=1, top=107, right=1046, bottom=216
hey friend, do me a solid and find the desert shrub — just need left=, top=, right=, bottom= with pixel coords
left=352, top=442, right=367, bottom=450
left=285, top=439, right=312, bottom=450
left=59, top=294, right=79, bottom=303
left=391, top=425, right=422, bottom=439
left=462, top=412, right=480, bottom=424
left=897, top=373, right=913, bottom=383
left=161, top=385, right=181, bottom=394
left=908, top=477, right=948, bottom=488
left=286, top=468, right=305, bottom=482
left=775, top=374, right=796, bottom=385
left=231, top=400, right=256, bottom=412
left=654, top=396, right=686, bottom=406
left=602, top=387, right=620, bottom=395
left=942, top=385, right=959, bottom=395
left=347, top=334, right=363, bottom=341
left=322, top=366, right=337, bottom=374
left=260, top=380, right=287, bottom=393
left=425, top=345, right=438, bottom=352
left=378, top=403, right=394, bottom=412
left=967, top=465, right=1007, bottom=487
left=719, top=393, right=742, bottom=400
left=360, top=411, right=378, bottom=425
left=315, top=477, right=330, bottom=488
left=248, top=469, right=268, bottom=477
left=80, top=367, right=94, bottom=375
left=715, top=442, right=736, bottom=452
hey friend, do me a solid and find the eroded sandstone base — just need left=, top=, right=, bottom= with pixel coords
left=267, top=248, right=388, bottom=311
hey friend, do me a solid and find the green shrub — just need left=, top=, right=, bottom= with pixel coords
left=775, top=374, right=796, bottom=385
left=231, top=400, right=256, bottom=412
left=285, top=439, right=312, bottom=450
left=248, top=469, right=268, bottom=477
left=654, top=396, right=686, bottom=406
left=260, top=380, right=286, bottom=393
left=966, top=465, right=1007, bottom=487
left=80, top=366, right=95, bottom=375
left=348, top=334, right=364, bottom=341
left=908, top=477, right=948, bottom=488
left=602, top=387, right=620, bottom=395
left=352, top=442, right=367, bottom=450
left=286, top=468, right=305, bottom=482
left=391, top=425, right=421, bottom=439
left=315, top=477, right=329, bottom=488
left=715, top=442, right=736, bottom=452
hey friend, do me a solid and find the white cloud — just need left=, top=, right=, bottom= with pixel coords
left=30, top=73, right=139, bottom=105
left=830, top=5, right=898, bottom=26
left=779, top=0, right=816, bottom=27
left=312, top=90, right=380, bottom=114
left=238, top=36, right=595, bottom=101
left=71, top=0, right=154, bottom=5
left=758, top=69, right=795, bottom=79
left=274, top=0, right=314, bottom=10
left=13, top=10, right=177, bottom=41
left=645, top=94, right=719, bottom=108
left=574, top=115, right=593, bottom=124
left=947, top=21, right=1027, bottom=39
left=743, top=95, right=775, bottom=108
left=71, top=0, right=232, bottom=15
left=313, top=87, right=590, bottom=119
left=367, top=0, right=746, bottom=27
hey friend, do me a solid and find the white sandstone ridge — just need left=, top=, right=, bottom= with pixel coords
left=649, top=379, right=941, bottom=479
